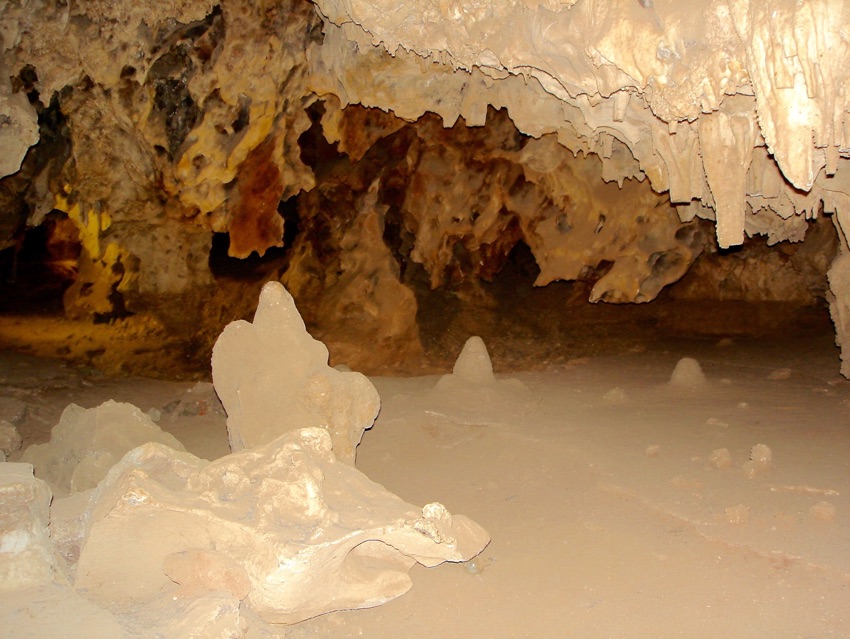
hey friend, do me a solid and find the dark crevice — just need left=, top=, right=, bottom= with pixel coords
left=207, top=191, right=300, bottom=281
left=149, top=8, right=225, bottom=158
left=298, top=101, right=343, bottom=172
left=208, top=230, right=291, bottom=280
left=0, top=211, right=80, bottom=313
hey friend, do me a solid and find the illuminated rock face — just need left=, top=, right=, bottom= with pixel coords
left=3, top=285, right=489, bottom=632
left=1, top=0, right=849, bottom=371
left=310, top=0, right=850, bottom=244
left=73, top=432, right=489, bottom=625
left=0, top=464, right=56, bottom=589
left=0, top=0, right=319, bottom=322
left=212, top=281, right=381, bottom=463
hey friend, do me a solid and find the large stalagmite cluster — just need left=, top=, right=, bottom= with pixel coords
left=1, top=0, right=849, bottom=370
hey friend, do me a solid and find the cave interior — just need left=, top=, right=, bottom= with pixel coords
left=1, top=0, right=850, bottom=637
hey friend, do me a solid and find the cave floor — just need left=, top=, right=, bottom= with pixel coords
left=3, top=330, right=849, bottom=638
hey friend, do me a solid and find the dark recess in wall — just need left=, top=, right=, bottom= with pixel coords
left=0, top=211, right=80, bottom=313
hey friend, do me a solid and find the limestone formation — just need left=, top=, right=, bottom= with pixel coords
left=74, top=431, right=489, bottom=624
left=281, top=160, right=424, bottom=371
left=668, top=357, right=708, bottom=390
left=0, top=463, right=128, bottom=638
left=0, top=420, right=22, bottom=458
left=2, top=0, right=850, bottom=371
left=0, top=78, right=39, bottom=179
left=452, top=336, right=495, bottom=385
left=0, top=464, right=57, bottom=590
left=21, top=400, right=186, bottom=496
left=431, top=336, right=532, bottom=425
left=312, top=0, right=849, bottom=247
left=308, top=0, right=850, bottom=367
left=0, top=0, right=319, bottom=323
left=211, top=280, right=381, bottom=462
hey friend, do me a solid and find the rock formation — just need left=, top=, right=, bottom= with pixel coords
left=21, top=400, right=186, bottom=495
left=211, top=280, right=380, bottom=462
left=450, top=336, right=495, bottom=385
left=308, top=0, right=850, bottom=370
left=1, top=0, right=849, bottom=372
left=430, top=336, right=532, bottom=425
left=0, top=463, right=56, bottom=589
left=74, top=432, right=488, bottom=625
left=0, top=420, right=22, bottom=462
left=668, top=357, right=708, bottom=390
left=2, top=284, right=490, bottom=633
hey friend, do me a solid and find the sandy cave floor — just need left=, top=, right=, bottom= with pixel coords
left=2, top=331, right=850, bottom=638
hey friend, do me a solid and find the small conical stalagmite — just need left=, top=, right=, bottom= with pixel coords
left=668, top=357, right=707, bottom=389
left=452, top=336, right=495, bottom=385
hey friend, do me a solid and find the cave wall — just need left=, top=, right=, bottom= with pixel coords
left=0, top=0, right=848, bottom=373
left=1, top=0, right=320, bottom=325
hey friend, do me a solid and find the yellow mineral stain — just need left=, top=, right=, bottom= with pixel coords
left=54, top=189, right=112, bottom=259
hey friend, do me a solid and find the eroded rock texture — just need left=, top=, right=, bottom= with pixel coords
left=1, top=0, right=319, bottom=324
left=0, top=463, right=56, bottom=589
left=72, top=433, right=488, bottom=625
left=311, top=0, right=850, bottom=240
left=3, top=288, right=490, bottom=632
left=1, top=0, right=849, bottom=371
left=21, top=400, right=186, bottom=496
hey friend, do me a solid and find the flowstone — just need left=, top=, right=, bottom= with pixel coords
left=74, top=429, right=489, bottom=624
left=212, top=280, right=380, bottom=463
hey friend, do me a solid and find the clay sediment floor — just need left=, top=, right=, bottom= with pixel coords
left=3, top=333, right=848, bottom=637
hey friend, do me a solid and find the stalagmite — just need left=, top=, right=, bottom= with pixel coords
left=452, top=336, right=495, bottom=384
left=212, top=280, right=380, bottom=462
left=668, top=357, right=708, bottom=389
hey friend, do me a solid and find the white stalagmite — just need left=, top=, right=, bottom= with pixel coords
left=668, top=357, right=708, bottom=389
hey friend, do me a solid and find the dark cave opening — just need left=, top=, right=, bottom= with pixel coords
left=0, top=211, right=80, bottom=314
left=299, top=100, right=342, bottom=173
left=208, top=195, right=299, bottom=280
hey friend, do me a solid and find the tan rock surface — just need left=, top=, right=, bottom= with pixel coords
left=313, top=0, right=849, bottom=246
left=74, top=430, right=489, bottom=624
left=212, top=281, right=381, bottom=461
left=0, top=463, right=57, bottom=590
left=4, top=0, right=850, bottom=373
left=21, top=400, right=186, bottom=496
